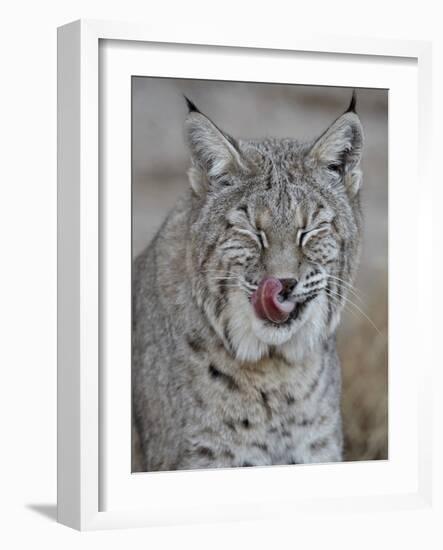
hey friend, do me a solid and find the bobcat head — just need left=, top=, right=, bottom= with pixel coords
left=184, top=94, right=363, bottom=362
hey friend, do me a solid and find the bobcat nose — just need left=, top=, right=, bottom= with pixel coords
left=251, top=277, right=296, bottom=324
left=278, top=278, right=298, bottom=300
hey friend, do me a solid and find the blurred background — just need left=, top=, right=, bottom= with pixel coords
left=132, top=78, right=388, bottom=462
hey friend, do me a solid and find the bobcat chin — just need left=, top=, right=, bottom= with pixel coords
left=132, top=92, right=363, bottom=471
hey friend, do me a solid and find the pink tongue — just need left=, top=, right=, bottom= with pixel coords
left=251, top=277, right=295, bottom=324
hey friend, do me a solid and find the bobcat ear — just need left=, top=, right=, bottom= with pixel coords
left=308, top=92, right=364, bottom=197
left=183, top=96, right=248, bottom=195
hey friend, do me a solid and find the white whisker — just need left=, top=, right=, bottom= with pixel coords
left=325, top=288, right=382, bottom=336
left=324, top=290, right=362, bottom=323
left=326, top=274, right=366, bottom=304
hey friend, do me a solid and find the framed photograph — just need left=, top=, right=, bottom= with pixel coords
left=57, top=19, right=433, bottom=530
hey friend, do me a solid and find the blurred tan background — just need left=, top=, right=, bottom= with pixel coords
left=132, top=78, right=388, bottom=462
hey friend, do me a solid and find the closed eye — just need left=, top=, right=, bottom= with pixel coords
left=327, top=162, right=344, bottom=176
left=231, top=226, right=262, bottom=248
left=297, top=223, right=331, bottom=248
left=257, top=230, right=268, bottom=249
left=226, top=208, right=269, bottom=251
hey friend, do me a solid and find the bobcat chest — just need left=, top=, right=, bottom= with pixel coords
left=193, top=352, right=328, bottom=461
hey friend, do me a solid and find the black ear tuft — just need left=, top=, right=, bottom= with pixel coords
left=183, top=95, right=201, bottom=114
left=345, top=90, right=357, bottom=113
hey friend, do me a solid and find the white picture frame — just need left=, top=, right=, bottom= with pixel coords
left=57, top=19, right=433, bottom=531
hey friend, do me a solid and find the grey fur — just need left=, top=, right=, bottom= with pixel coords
left=132, top=95, right=364, bottom=471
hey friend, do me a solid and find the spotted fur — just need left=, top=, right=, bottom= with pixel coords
left=132, top=93, right=363, bottom=470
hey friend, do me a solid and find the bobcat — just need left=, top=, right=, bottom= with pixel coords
left=132, top=92, right=363, bottom=471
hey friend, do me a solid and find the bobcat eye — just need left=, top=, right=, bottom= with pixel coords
left=297, top=223, right=331, bottom=248
left=257, top=230, right=268, bottom=249
left=327, top=163, right=343, bottom=176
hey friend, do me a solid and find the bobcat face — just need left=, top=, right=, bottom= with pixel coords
left=185, top=96, right=363, bottom=362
